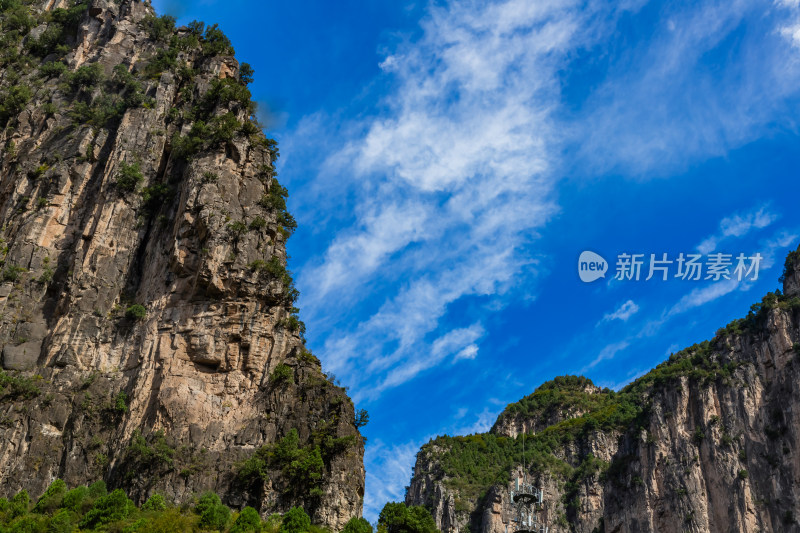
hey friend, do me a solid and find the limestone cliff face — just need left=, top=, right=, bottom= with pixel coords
left=407, top=250, right=800, bottom=533
left=0, top=0, right=363, bottom=528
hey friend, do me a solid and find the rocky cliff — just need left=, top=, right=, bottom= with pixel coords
left=0, top=0, right=364, bottom=528
left=406, top=249, right=800, bottom=533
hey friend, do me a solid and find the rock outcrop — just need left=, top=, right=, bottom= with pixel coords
left=407, top=248, right=800, bottom=533
left=0, top=0, right=363, bottom=528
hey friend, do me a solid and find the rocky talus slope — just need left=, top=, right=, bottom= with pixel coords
left=0, top=0, right=364, bottom=528
left=407, top=249, right=800, bottom=533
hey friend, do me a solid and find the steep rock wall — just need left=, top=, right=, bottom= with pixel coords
left=0, top=0, right=364, bottom=528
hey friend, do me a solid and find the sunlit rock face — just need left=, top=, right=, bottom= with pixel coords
left=0, top=1, right=364, bottom=528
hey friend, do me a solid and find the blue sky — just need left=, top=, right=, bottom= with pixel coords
left=155, top=0, right=800, bottom=523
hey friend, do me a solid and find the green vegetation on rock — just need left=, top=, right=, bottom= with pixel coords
left=378, top=502, right=438, bottom=533
left=0, top=478, right=359, bottom=532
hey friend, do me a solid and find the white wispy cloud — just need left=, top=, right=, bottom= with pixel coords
left=600, top=300, right=640, bottom=323
left=696, top=205, right=777, bottom=254
left=294, top=0, right=603, bottom=398
left=670, top=228, right=798, bottom=315
left=584, top=340, right=630, bottom=370
left=574, top=0, right=800, bottom=175
left=451, top=407, right=501, bottom=436
left=777, top=0, right=800, bottom=47
left=667, top=278, right=745, bottom=316
left=364, top=440, right=421, bottom=523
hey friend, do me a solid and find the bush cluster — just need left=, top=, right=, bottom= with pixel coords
left=378, top=503, right=438, bottom=533
left=116, top=161, right=144, bottom=193
left=237, top=429, right=325, bottom=498
left=0, top=370, right=41, bottom=401
left=0, top=84, right=31, bottom=125
left=0, top=479, right=367, bottom=533
left=26, top=2, right=88, bottom=58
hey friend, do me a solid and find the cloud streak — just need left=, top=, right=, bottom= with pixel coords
left=364, top=440, right=421, bottom=523
left=573, top=0, right=800, bottom=175
left=289, top=0, right=800, bottom=404
left=600, top=300, right=640, bottom=323
left=294, top=0, right=599, bottom=398
left=696, top=205, right=777, bottom=254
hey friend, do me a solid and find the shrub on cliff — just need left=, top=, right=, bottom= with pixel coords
left=237, top=428, right=325, bottom=502
left=116, top=162, right=144, bottom=193
left=0, top=84, right=32, bottom=125
left=126, top=430, right=175, bottom=468
left=68, top=63, right=104, bottom=92
left=202, top=78, right=253, bottom=113
left=779, top=249, right=799, bottom=283
left=26, top=2, right=87, bottom=57
left=270, top=363, right=294, bottom=385
left=125, top=304, right=147, bottom=321
left=202, top=23, right=234, bottom=56
left=0, top=371, right=40, bottom=401
left=141, top=14, right=176, bottom=42
left=354, top=409, right=369, bottom=429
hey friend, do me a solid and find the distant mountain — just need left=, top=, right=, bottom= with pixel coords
left=407, top=248, right=800, bottom=532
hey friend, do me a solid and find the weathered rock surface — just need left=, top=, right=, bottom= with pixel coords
left=407, top=250, right=800, bottom=533
left=0, top=0, right=364, bottom=528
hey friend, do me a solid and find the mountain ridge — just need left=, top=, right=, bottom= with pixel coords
left=406, top=247, right=800, bottom=533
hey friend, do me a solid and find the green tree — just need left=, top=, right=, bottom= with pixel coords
left=272, top=430, right=324, bottom=497
left=142, top=14, right=176, bottom=41
left=68, top=63, right=104, bottom=91
left=355, top=409, right=369, bottom=429
left=378, top=503, right=438, bottom=533
left=194, top=492, right=222, bottom=516
left=79, top=489, right=135, bottom=529
left=9, top=490, right=30, bottom=519
left=239, top=63, right=255, bottom=85
left=200, top=503, right=230, bottom=530
left=33, top=479, right=67, bottom=514
left=230, top=506, right=261, bottom=533
left=202, top=23, right=234, bottom=56
left=125, top=304, right=147, bottom=321
left=60, top=486, right=88, bottom=513
left=342, top=516, right=373, bottom=533
left=279, top=507, right=311, bottom=533
left=47, top=509, right=75, bottom=533
left=194, top=492, right=230, bottom=530
left=142, top=493, right=167, bottom=512
left=0, top=85, right=32, bottom=124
